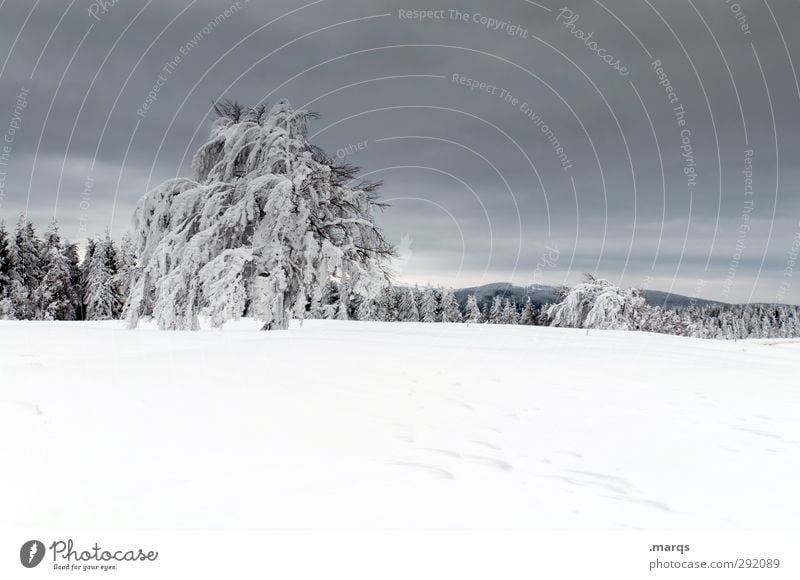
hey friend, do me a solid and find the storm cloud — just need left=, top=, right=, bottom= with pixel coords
left=1, top=0, right=799, bottom=303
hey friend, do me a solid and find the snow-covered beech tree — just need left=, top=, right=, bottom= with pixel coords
left=546, top=274, right=610, bottom=328
left=126, top=100, right=394, bottom=330
left=547, top=274, right=648, bottom=331
left=464, top=294, right=482, bottom=324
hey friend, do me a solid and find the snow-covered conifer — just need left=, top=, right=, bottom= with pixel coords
left=0, top=223, right=13, bottom=318
left=464, top=294, right=482, bottom=324
left=398, top=288, right=420, bottom=322
left=35, top=221, right=78, bottom=320
left=114, top=233, right=137, bottom=312
left=420, top=287, right=439, bottom=323
left=440, top=287, right=462, bottom=323
left=519, top=296, right=536, bottom=325
left=356, top=295, right=379, bottom=321
left=500, top=298, right=518, bottom=324
left=487, top=295, right=503, bottom=324
left=84, top=234, right=123, bottom=320
left=376, top=285, right=399, bottom=322
left=11, top=217, right=43, bottom=319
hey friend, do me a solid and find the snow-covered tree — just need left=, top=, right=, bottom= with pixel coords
left=84, top=234, right=123, bottom=320
left=583, top=287, right=646, bottom=330
left=548, top=274, right=648, bottom=331
left=62, top=240, right=82, bottom=319
left=0, top=222, right=13, bottom=318
left=487, top=295, right=503, bottom=324
left=547, top=275, right=607, bottom=328
left=500, top=298, right=518, bottom=324
left=10, top=217, right=43, bottom=319
left=519, top=296, right=536, bottom=325
left=356, top=295, right=379, bottom=321
left=35, top=221, right=78, bottom=320
left=114, top=233, right=137, bottom=315
left=398, top=288, right=420, bottom=322
left=420, top=287, right=439, bottom=323
left=126, top=99, right=394, bottom=330
left=464, top=294, right=482, bottom=324
left=440, top=287, right=462, bottom=323
left=376, top=285, right=399, bottom=322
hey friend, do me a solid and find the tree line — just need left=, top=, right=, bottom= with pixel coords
left=0, top=217, right=135, bottom=321
left=310, top=275, right=800, bottom=340
left=2, top=221, right=799, bottom=341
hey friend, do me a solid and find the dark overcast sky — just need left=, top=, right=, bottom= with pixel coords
left=1, top=0, right=799, bottom=303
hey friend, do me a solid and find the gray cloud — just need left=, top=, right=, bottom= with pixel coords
left=1, top=0, right=799, bottom=303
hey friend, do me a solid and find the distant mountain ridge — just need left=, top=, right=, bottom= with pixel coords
left=447, top=283, right=723, bottom=310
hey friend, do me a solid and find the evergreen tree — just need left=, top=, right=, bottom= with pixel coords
left=440, top=287, right=462, bottom=323
left=35, top=221, right=78, bottom=320
left=500, top=298, right=518, bottom=324
left=420, top=287, right=439, bottom=323
left=520, top=296, right=536, bottom=325
left=464, top=294, right=482, bottom=324
left=487, top=295, right=503, bottom=324
left=114, top=233, right=136, bottom=315
left=314, top=281, right=337, bottom=319
left=62, top=240, right=83, bottom=319
left=398, top=288, right=420, bottom=322
left=11, top=216, right=43, bottom=319
left=356, top=295, right=379, bottom=321
left=0, top=222, right=13, bottom=318
left=376, top=285, right=399, bottom=322
left=84, top=235, right=123, bottom=320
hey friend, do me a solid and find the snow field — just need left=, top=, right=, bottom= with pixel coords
left=1, top=319, right=799, bottom=529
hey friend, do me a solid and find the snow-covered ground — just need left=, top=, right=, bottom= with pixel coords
left=1, top=319, right=799, bottom=530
